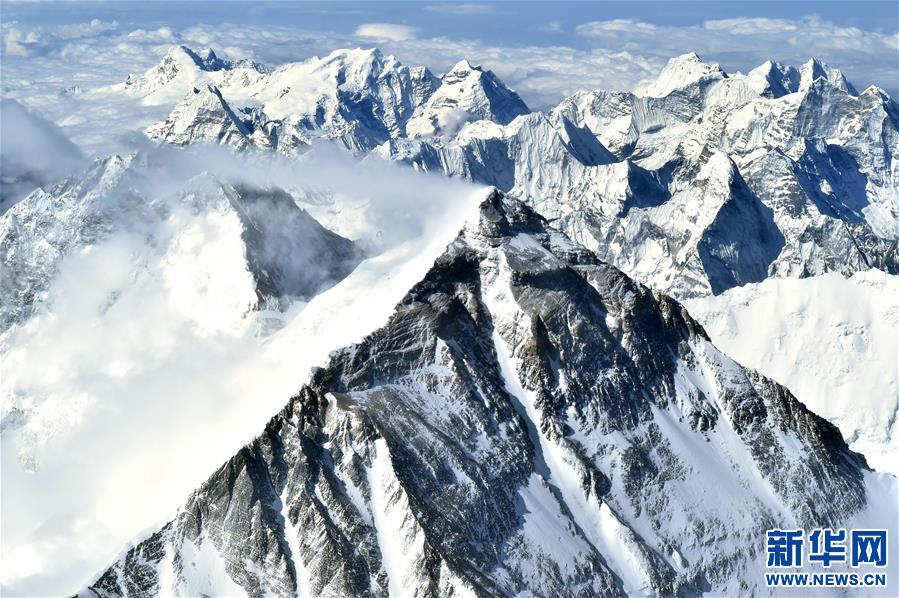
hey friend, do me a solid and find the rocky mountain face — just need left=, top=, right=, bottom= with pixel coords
left=83, top=193, right=893, bottom=597
left=141, top=47, right=898, bottom=301
left=684, top=269, right=899, bottom=475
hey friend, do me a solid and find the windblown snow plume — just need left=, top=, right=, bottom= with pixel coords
left=0, top=144, right=484, bottom=596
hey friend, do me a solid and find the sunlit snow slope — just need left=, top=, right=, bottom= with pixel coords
left=686, top=270, right=898, bottom=474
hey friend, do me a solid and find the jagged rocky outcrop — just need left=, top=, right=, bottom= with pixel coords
left=83, top=193, right=890, bottom=597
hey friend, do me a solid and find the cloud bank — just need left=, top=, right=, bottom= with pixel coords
left=2, top=11, right=896, bottom=142
left=0, top=99, right=86, bottom=211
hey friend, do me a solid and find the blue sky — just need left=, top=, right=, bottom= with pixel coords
left=5, top=1, right=898, bottom=36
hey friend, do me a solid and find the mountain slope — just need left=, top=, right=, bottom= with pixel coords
left=83, top=192, right=894, bottom=597
left=686, top=270, right=899, bottom=475
left=0, top=148, right=481, bottom=597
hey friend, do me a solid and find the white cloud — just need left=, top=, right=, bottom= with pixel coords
left=422, top=3, right=496, bottom=15
left=55, top=18, right=118, bottom=40
left=0, top=99, right=86, bottom=210
left=2, top=19, right=118, bottom=57
left=2, top=25, right=40, bottom=56
left=539, top=20, right=564, bottom=33
left=703, top=17, right=798, bottom=35
left=576, top=18, right=658, bottom=35
left=355, top=22, right=419, bottom=41
left=125, top=26, right=176, bottom=42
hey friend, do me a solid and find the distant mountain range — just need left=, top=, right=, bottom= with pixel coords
left=132, top=46, right=898, bottom=300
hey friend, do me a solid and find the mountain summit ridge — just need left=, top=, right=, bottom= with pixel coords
left=81, top=191, right=894, bottom=597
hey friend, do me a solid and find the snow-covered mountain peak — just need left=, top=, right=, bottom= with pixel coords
left=139, top=47, right=898, bottom=303
left=178, top=46, right=230, bottom=72
left=405, top=57, right=528, bottom=139
left=318, top=47, right=392, bottom=78
left=859, top=84, right=891, bottom=100
left=324, top=46, right=382, bottom=61
left=149, top=45, right=221, bottom=76
left=799, top=57, right=858, bottom=95
left=85, top=189, right=895, bottom=597
left=745, top=59, right=801, bottom=97
left=178, top=168, right=232, bottom=198
left=122, top=46, right=201, bottom=95
left=145, top=84, right=265, bottom=149
left=641, top=51, right=727, bottom=97
left=697, top=149, right=738, bottom=181
left=137, top=46, right=531, bottom=149
left=448, top=58, right=478, bottom=74
left=118, top=44, right=268, bottom=106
